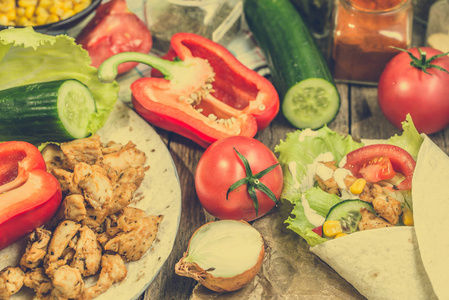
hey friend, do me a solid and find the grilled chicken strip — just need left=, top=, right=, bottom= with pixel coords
left=80, top=254, right=127, bottom=300
left=358, top=208, right=394, bottom=231
left=0, top=267, right=24, bottom=300
left=98, top=207, right=163, bottom=261
left=20, top=228, right=52, bottom=270
left=70, top=226, right=102, bottom=277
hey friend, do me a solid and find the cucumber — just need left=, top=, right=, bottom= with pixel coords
left=0, top=79, right=96, bottom=143
left=325, top=200, right=375, bottom=234
left=243, top=0, right=340, bottom=129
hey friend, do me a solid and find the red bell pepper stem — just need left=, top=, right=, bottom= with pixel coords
left=0, top=141, right=62, bottom=250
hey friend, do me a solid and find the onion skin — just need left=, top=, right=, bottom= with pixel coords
left=175, top=220, right=265, bottom=292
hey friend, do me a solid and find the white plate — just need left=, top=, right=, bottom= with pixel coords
left=0, top=100, right=182, bottom=300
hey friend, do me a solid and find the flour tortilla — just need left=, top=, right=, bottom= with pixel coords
left=0, top=101, right=182, bottom=300
left=311, top=135, right=449, bottom=300
left=412, top=135, right=449, bottom=300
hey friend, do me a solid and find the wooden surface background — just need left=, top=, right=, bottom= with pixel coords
left=137, top=18, right=448, bottom=300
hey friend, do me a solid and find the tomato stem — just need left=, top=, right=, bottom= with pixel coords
left=226, top=148, right=279, bottom=217
left=392, top=47, right=449, bottom=75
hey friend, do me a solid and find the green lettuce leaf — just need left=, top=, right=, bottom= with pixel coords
left=387, top=114, right=423, bottom=160
left=275, top=126, right=363, bottom=201
left=0, top=27, right=119, bottom=134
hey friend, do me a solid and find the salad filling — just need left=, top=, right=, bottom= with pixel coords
left=275, top=115, right=423, bottom=246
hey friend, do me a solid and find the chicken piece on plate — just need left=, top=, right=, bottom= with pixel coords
left=82, top=207, right=109, bottom=231
left=358, top=208, right=393, bottom=231
left=70, top=226, right=102, bottom=277
left=80, top=254, right=127, bottom=300
left=41, top=144, right=64, bottom=173
left=98, top=207, right=163, bottom=261
left=20, top=228, right=52, bottom=270
left=49, top=265, right=84, bottom=300
left=115, top=165, right=146, bottom=189
left=101, top=141, right=124, bottom=154
left=78, top=166, right=113, bottom=210
left=51, top=168, right=81, bottom=195
left=0, top=267, right=24, bottom=299
left=45, top=220, right=81, bottom=271
left=108, top=182, right=138, bottom=215
left=82, top=182, right=140, bottom=230
left=60, top=135, right=103, bottom=170
left=57, top=194, right=87, bottom=223
left=23, top=268, right=52, bottom=299
left=99, top=141, right=146, bottom=172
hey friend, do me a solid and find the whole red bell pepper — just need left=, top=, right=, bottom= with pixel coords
left=0, top=141, right=62, bottom=250
left=98, top=33, right=280, bottom=148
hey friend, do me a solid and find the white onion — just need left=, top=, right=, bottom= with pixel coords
left=175, top=220, right=265, bottom=292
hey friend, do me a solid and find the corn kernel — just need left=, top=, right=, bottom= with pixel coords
left=0, top=1, right=15, bottom=14
left=49, top=6, right=64, bottom=16
left=323, top=220, right=343, bottom=237
left=62, top=1, right=73, bottom=10
left=36, top=10, right=49, bottom=25
left=6, top=8, right=15, bottom=20
left=47, top=13, right=59, bottom=23
left=17, top=15, right=33, bottom=26
left=35, top=6, right=47, bottom=16
left=18, top=0, right=38, bottom=8
left=24, top=6, right=35, bottom=19
left=402, top=207, right=414, bottom=226
left=335, top=233, right=348, bottom=238
left=16, top=7, right=25, bottom=17
left=74, top=1, right=89, bottom=13
left=61, top=9, right=75, bottom=20
left=350, top=178, right=366, bottom=195
left=38, top=0, right=54, bottom=9
left=0, top=14, right=8, bottom=25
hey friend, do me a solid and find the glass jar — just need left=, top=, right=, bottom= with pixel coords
left=331, top=0, right=413, bottom=85
left=144, top=0, right=243, bottom=54
left=426, top=0, right=449, bottom=53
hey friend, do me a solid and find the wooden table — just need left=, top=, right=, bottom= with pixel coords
left=138, top=19, right=448, bottom=300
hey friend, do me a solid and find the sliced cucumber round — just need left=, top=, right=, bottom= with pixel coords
left=57, top=80, right=96, bottom=139
left=325, top=200, right=375, bottom=234
left=282, top=78, right=340, bottom=129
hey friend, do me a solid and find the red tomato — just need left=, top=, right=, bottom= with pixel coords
left=343, top=144, right=416, bottom=190
left=359, top=156, right=395, bottom=183
left=195, top=136, right=283, bottom=221
left=312, top=226, right=323, bottom=237
left=378, top=47, right=449, bottom=134
left=76, top=0, right=152, bottom=75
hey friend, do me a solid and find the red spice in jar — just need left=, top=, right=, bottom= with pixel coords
left=331, top=0, right=412, bottom=84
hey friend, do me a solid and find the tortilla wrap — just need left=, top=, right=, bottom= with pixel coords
left=310, top=135, right=449, bottom=300
left=0, top=101, right=182, bottom=299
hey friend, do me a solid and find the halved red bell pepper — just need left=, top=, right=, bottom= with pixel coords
left=98, top=33, right=280, bottom=148
left=0, top=141, right=62, bottom=250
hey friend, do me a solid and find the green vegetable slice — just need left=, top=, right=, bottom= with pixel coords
left=57, top=80, right=97, bottom=139
left=282, top=78, right=340, bottom=129
left=325, top=199, right=375, bottom=234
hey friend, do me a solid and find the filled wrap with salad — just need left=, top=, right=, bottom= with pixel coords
left=275, top=116, right=447, bottom=299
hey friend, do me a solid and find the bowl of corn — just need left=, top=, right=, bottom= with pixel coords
left=0, top=0, right=102, bottom=34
